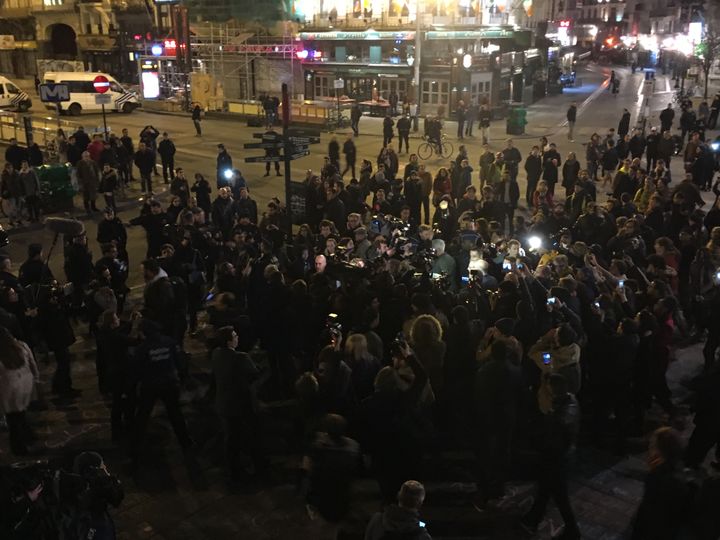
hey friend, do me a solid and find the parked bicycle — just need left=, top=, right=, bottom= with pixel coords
left=417, top=134, right=454, bottom=160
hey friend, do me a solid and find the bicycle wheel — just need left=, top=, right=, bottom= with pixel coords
left=440, top=140, right=454, bottom=158
left=417, top=142, right=433, bottom=160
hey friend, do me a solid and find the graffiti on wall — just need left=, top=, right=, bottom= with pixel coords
left=36, top=59, right=84, bottom=79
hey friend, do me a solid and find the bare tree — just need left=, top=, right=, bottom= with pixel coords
left=699, top=27, right=720, bottom=99
left=700, top=4, right=720, bottom=98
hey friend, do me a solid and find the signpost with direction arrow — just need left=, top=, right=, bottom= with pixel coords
left=244, top=85, right=321, bottom=234
left=93, top=75, right=110, bottom=140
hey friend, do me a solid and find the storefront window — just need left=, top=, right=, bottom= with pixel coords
left=314, top=75, right=333, bottom=98
left=471, top=81, right=491, bottom=105
left=421, top=80, right=449, bottom=106
left=379, top=78, right=407, bottom=100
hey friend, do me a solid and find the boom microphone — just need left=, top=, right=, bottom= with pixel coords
left=44, top=217, right=85, bottom=237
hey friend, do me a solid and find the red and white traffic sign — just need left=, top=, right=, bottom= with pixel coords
left=93, top=75, right=110, bottom=94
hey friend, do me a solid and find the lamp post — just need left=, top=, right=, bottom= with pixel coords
left=414, top=0, right=422, bottom=114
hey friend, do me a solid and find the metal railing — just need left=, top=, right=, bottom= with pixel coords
left=0, top=111, right=80, bottom=150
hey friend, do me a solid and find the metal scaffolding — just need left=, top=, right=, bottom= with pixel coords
left=191, top=23, right=297, bottom=101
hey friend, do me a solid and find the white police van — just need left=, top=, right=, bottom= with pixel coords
left=0, top=76, right=32, bottom=112
left=43, top=72, right=140, bottom=115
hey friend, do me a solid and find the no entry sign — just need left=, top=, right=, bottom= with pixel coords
left=93, top=75, right=110, bottom=94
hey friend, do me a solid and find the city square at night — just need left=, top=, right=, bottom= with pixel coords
left=0, top=0, right=720, bottom=538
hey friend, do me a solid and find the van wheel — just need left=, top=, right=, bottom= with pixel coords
left=122, top=102, right=133, bottom=114
left=68, top=103, right=82, bottom=116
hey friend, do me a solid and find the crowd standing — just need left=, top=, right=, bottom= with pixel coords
left=2, top=88, right=720, bottom=540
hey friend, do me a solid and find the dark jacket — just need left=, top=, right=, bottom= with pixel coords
left=211, top=347, right=260, bottom=416
left=365, top=505, right=432, bottom=540
left=158, top=138, right=176, bottom=160
left=525, top=154, right=542, bottom=182
left=567, top=105, right=577, bottom=122
left=618, top=112, right=631, bottom=136
left=134, top=333, right=182, bottom=385
left=133, top=149, right=155, bottom=175
left=632, top=462, right=691, bottom=540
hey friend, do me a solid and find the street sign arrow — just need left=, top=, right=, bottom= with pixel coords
left=289, top=150, right=310, bottom=160
left=244, top=155, right=284, bottom=163
left=288, top=136, right=321, bottom=145
left=252, top=132, right=283, bottom=140
left=287, top=127, right=321, bottom=138
left=289, top=144, right=309, bottom=153
left=244, top=142, right=285, bottom=149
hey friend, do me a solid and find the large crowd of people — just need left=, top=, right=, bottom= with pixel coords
left=1, top=90, right=720, bottom=540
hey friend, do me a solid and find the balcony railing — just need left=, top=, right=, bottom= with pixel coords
left=304, top=11, right=508, bottom=30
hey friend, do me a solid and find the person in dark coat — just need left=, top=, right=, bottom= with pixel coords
left=129, top=200, right=170, bottom=258
left=157, top=132, right=176, bottom=184
left=561, top=152, right=581, bottom=198
left=632, top=427, right=690, bottom=540
left=524, top=146, right=543, bottom=207
left=474, top=340, right=523, bottom=504
left=618, top=109, right=632, bottom=138
left=211, top=326, right=265, bottom=482
left=341, top=134, right=357, bottom=178
left=383, top=115, right=395, bottom=147
left=304, top=413, right=360, bottom=523
left=521, top=374, right=581, bottom=540
left=134, top=142, right=156, bottom=195
left=191, top=173, right=212, bottom=217
left=216, top=144, right=233, bottom=188
left=323, top=187, right=346, bottom=233
left=659, top=103, right=675, bottom=132
left=601, top=139, right=620, bottom=175
left=328, top=136, right=340, bottom=172
left=4, top=138, right=28, bottom=171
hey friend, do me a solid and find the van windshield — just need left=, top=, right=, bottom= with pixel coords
left=110, top=82, right=125, bottom=94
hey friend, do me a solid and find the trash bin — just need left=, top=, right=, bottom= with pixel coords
left=506, top=106, right=527, bottom=135
left=37, top=164, right=75, bottom=213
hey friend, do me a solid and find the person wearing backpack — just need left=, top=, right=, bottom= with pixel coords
left=364, top=480, right=431, bottom=540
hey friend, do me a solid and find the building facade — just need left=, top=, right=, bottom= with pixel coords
left=295, top=0, right=536, bottom=116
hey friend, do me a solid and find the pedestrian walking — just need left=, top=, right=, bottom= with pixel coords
left=263, top=130, right=281, bottom=177
left=157, top=132, right=176, bottom=184
left=618, top=108, right=631, bottom=138
left=383, top=114, right=395, bottom=147
left=350, top=102, right=362, bottom=136
left=1, top=162, right=23, bottom=226
left=192, top=103, right=203, bottom=136
left=341, top=134, right=357, bottom=178
left=328, top=136, right=340, bottom=172
left=567, top=102, right=577, bottom=141
left=659, top=103, right=675, bottom=133
left=397, top=114, right=411, bottom=154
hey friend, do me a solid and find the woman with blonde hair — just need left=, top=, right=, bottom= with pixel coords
left=409, top=314, right=446, bottom=396
left=344, top=333, right=381, bottom=400
left=0, top=326, right=39, bottom=455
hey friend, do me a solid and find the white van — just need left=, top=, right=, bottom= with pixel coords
left=0, top=76, right=31, bottom=112
left=43, top=72, right=140, bottom=115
